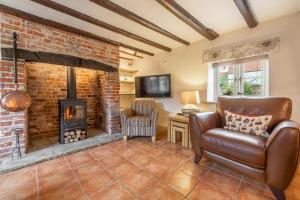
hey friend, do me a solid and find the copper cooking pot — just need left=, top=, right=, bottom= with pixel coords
left=0, top=32, right=32, bottom=112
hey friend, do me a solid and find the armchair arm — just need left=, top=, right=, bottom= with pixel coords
left=150, top=109, right=158, bottom=121
left=150, top=109, right=158, bottom=135
left=120, top=109, right=132, bottom=135
left=189, top=112, right=220, bottom=159
left=266, top=120, right=300, bottom=190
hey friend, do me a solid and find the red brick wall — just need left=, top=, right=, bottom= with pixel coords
left=0, top=59, right=28, bottom=159
left=0, top=11, right=120, bottom=160
left=97, top=71, right=120, bottom=134
left=0, top=13, right=119, bottom=66
left=76, top=68, right=99, bottom=129
left=27, top=63, right=66, bottom=140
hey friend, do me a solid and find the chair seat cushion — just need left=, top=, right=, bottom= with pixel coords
left=201, top=128, right=267, bottom=169
left=127, top=116, right=151, bottom=127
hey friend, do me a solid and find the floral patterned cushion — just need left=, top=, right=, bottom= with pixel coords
left=224, top=110, right=272, bottom=137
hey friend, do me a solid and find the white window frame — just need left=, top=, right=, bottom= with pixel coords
left=207, top=57, right=269, bottom=102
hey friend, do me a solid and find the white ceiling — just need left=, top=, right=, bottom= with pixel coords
left=0, top=0, right=299, bottom=58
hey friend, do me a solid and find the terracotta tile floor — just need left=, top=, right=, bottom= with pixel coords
left=0, top=136, right=299, bottom=200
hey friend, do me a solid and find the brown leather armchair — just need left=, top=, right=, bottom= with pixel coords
left=190, top=97, right=300, bottom=200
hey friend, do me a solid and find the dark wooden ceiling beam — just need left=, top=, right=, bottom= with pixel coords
left=155, top=0, right=219, bottom=40
left=118, top=44, right=153, bottom=56
left=120, top=50, right=143, bottom=59
left=233, top=0, right=258, bottom=28
left=90, top=0, right=190, bottom=46
left=120, top=56, right=133, bottom=61
left=0, top=4, right=154, bottom=56
left=30, top=0, right=171, bottom=52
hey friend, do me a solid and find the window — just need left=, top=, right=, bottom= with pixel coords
left=207, top=55, right=269, bottom=102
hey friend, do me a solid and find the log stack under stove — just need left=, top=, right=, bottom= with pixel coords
left=64, top=129, right=86, bottom=143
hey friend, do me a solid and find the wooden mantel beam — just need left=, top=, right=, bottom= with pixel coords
left=233, top=0, right=258, bottom=28
left=0, top=4, right=154, bottom=56
left=155, top=0, right=219, bottom=40
left=90, top=0, right=190, bottom=46
left=1, top=48, right=118, bottom=72
left=30, top=0, right=171, bottom=52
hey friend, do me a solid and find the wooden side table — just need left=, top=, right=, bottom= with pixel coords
left=168, top=114, right=191, bottom=148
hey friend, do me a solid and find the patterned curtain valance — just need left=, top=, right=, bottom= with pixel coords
left=202, top=37, right=280, bottom=63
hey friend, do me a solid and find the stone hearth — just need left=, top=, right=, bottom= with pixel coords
left=0, top=132, right=122, bottom=174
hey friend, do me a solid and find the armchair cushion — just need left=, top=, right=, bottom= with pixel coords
left=201, top=128, right=267, bottom=169
left=224, top=110, right=272, bottom=137
left=127, top=116, right=151, bottom=127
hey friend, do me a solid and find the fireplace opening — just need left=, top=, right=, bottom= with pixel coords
left=27, top=63, right=109, bottom=152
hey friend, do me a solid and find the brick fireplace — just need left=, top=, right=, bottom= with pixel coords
left=0, top=11, right=120, bottom=160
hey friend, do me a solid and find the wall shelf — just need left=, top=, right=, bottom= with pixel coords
left=118, top=66, right=138, bottom=108
left=120, top=80, right=135, bottom=83
left=120, top=92, right=136, bottom=95
left=118, top=67, right=138, bottom=73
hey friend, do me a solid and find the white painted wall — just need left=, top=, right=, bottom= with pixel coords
left=132, top=13, right=300, bottom=127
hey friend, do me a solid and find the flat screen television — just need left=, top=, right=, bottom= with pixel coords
left=135, top=74, right=171, bottom=98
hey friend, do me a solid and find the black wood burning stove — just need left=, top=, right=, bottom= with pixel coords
left=59, top=67, right=87, bottom=144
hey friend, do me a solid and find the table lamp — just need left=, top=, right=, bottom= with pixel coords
left=180, top=90, right=200, bottom=114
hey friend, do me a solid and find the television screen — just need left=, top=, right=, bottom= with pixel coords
left=135, top=74, right=171, bottom=98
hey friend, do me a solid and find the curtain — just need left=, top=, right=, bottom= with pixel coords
left=203, top=37, right=279, bottom=64
left=212, top=54, right=268, bottom=68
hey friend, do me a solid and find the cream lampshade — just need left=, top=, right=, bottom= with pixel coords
left=180, top=90, right=200, bottom=114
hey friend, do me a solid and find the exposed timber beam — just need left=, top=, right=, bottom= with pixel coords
left=233, top=0, right=258, bottom=28
left=30, top=0, right=171, bottom=52
left=155, top=0, right=219, bottom=40
left=120, top=56, right=134, bottom=61
left=120, top=50, right=143, bottom=59
left=0, top=4, right=154, bottom=56
left=90, top=0, right=190, bottom=46
left=119, top=44, right=153, bottom=56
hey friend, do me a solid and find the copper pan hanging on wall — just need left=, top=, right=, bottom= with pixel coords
left=0, top=32, right=31, bottom=112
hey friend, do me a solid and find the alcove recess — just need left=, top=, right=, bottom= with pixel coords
left=119, top=67, right=138, bottom=109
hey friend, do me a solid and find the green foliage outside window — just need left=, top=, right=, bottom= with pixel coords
left=218, top=75, right=234, bottom=95
left=244, top=81, right=261, bottom=95
left=218, top=75, right=262, bottom=96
